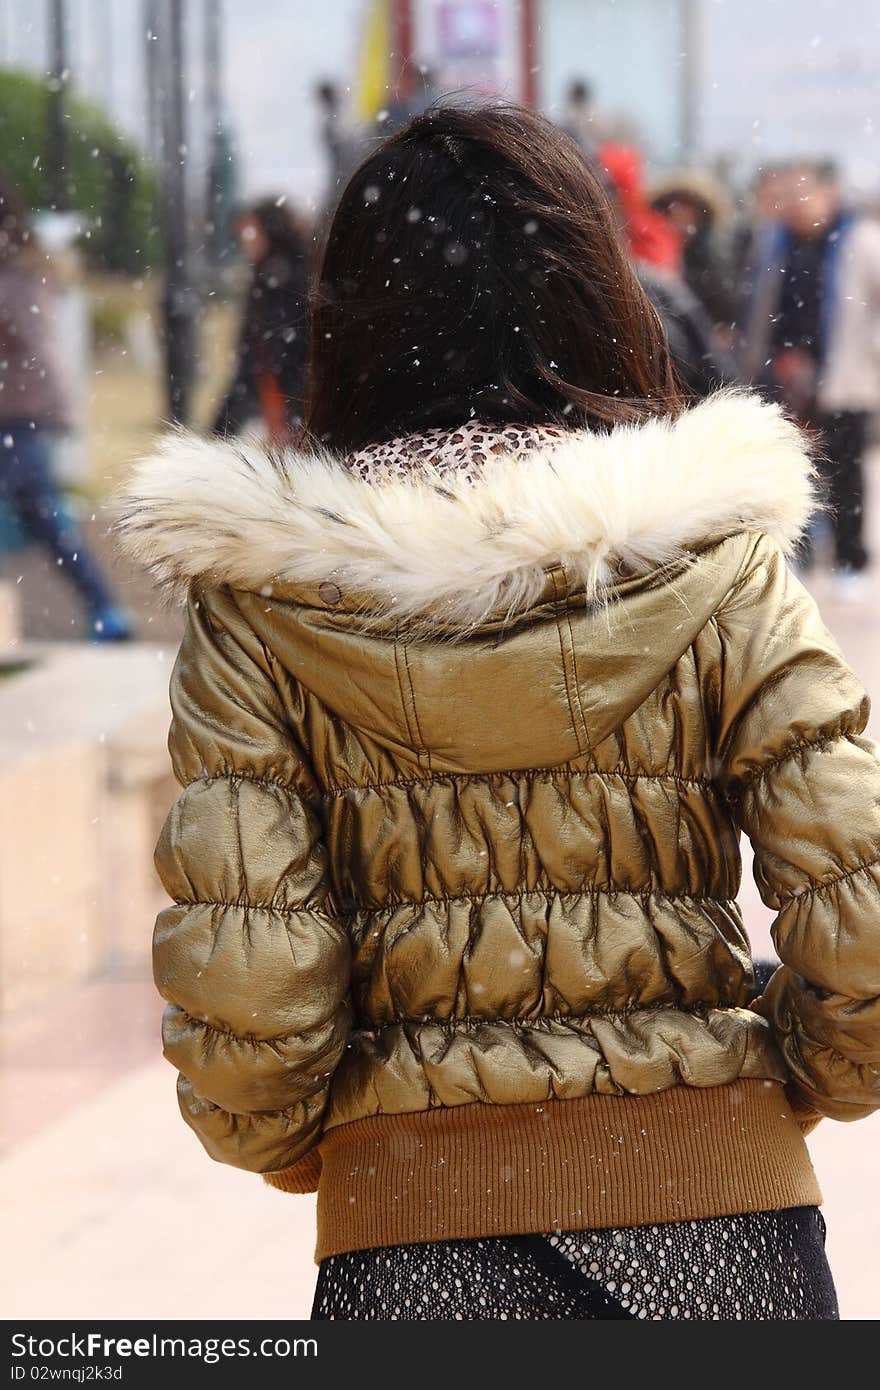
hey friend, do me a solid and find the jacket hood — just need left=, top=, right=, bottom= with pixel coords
left=115, top=391, right=816, bottom=633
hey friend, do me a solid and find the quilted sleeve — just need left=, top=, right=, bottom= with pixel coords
left=715, top=533, right=880, bottom=1125
left=152, top=582, right=352, bottom=1183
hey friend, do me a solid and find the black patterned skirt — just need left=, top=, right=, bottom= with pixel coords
left=311, top=1206, right=838, bottom=1321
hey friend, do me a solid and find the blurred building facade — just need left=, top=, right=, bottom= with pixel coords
left=2, top=1, right=879, bottom=204
left=358, top=0, right=694, bottom=161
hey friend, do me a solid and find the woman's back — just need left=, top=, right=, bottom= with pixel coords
left=117, top=105, right=880, bottom=1319
left=119, top=385, right=880, bottom=1268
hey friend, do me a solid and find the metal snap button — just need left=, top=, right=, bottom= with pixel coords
left=318, top=580, right=341, bottom=605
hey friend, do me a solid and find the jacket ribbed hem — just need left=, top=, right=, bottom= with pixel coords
left=307, top=1079, right=821, bottom=1263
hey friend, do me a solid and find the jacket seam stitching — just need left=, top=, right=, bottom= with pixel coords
left=402, top=639, right=432, bottom=772
left=167, top=1002, right=334, bottom=1048
left=776, top=854, right=880, bottom=905
left=187, top=1091, right=307, bottom=1118
left=322, top=769, right=720, bottom=796
left=354, top=1001, right=728, bottom=1033
left=346, top=887, right=739, bottom=912
left=558, top=567, right=592, bottom=752
left=732, top=729, right=856, bottom=795
left=391, top=633, right=425, bottom=767
left=167, top=897, right=332, bottom=916
left=550, top=565, right=591, bottom=755
left=565, top=607, right=592, bottom=752
left=182, top=770, right=299, bottom=796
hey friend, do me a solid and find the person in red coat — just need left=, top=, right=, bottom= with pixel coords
left=597, top=142, right=682, bottom=272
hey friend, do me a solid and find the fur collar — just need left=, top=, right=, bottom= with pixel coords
left=114, top=392, right=816, bottom=628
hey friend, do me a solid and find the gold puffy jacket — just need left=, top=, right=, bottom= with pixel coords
left=118, top=394, right=880, bottom=1257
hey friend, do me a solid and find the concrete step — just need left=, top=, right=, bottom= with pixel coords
left=0, top=642, right=177, bottom=1013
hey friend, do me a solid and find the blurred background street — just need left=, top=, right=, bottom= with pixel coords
left=2, top=0, right=880, bottom=1321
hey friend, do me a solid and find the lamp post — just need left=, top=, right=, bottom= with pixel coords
left=680, top=0, right=701, bottom=162
left=160, top=0, right=197, bottom=424
left=204, top=0, right=228, bottom=271
left=520, top=0, right=539, bottom=108
left=47, top=0, right=69, bottom=212
left=392, top=0, right=415, bottom=102
left=93, top=0, right=115, bottom=116
left=144, top=0, right=162, bottom=160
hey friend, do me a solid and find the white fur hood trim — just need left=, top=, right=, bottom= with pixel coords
left=115, top=392, right=816, bottom=628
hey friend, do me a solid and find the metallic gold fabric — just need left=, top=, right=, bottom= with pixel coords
left=152, top=530, right=880, bottom=1181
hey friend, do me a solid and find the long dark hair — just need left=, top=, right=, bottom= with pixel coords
left=306, top=104, right=683, bottom=450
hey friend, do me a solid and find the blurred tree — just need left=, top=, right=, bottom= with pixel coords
left=0, top=69, right=161, bottom=274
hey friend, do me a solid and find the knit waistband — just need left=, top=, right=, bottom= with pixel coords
left=306, top=1080, right=821, bottom=1262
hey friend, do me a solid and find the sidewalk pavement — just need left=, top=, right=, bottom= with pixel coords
left=1, top=1056, right=319, bottom=1321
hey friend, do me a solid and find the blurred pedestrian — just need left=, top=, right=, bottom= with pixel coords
left=0, top=178, right=131, bottom=641
left=598, top=149, right=733, bottom=394
left=315, top=81, right=364, bottom=207
left=119, top=107, right=880, bottom=1322
left=213, top=199, right=309, bottom=443
left=648, top=168, right=738, bottom=330
left=731, top=163, right=791, bottom=314
left=597, top=142, right=681, bottom=273
left=638, top=261, right=737, bottom=398
left=738, top=161, right=880, bottom=595
left=562, top=78, right=613, bottom=155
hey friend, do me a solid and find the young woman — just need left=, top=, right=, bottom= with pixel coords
left=118, top=107, right=880, bottom=1321
left=212, top=198, right=309, bottom=444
